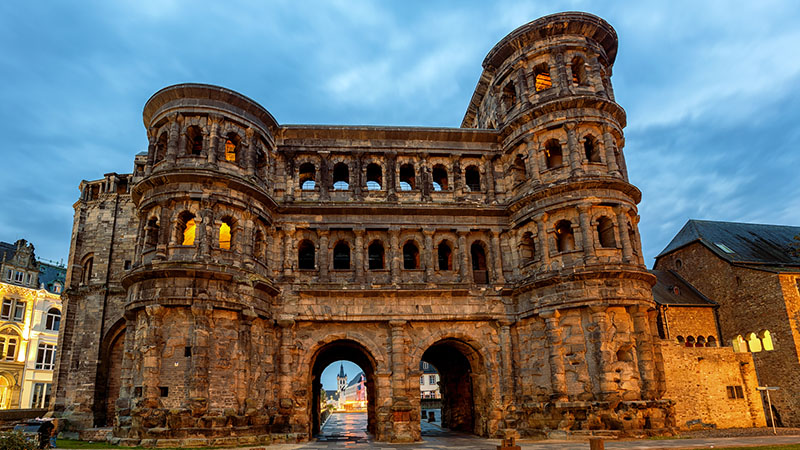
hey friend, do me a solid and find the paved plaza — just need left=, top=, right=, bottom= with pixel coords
left=264, top=412, right=800, bottom=450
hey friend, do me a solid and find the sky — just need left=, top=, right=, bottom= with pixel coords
left=1, top=0, right=799, bottom=269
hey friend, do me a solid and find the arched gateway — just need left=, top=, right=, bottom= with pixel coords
left=53, top=12, right=674, bottom=447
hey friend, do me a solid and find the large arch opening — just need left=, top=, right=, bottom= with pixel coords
left=310, top=340, right=377, bottom=440
left=93, top=320, right=126, bottom=427
left=420, top=339, right=485, bottom=436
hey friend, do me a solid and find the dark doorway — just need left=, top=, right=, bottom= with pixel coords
left=420, top=339, right=482, bottom=434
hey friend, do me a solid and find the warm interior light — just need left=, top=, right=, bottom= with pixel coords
left=535, top=73, right=552, bottom=91
left=220, top=222, right=231, bottom=249
left=225, top=140, right=236, bottom=162
left=182, top=219, right=196, bottom=245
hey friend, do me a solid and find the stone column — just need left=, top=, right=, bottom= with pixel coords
left=589, top=305, right=616, bottom=400
left=319, top=152, right=330, bottom=201
left=354, top=228, right=365, bottom=283
left=277, top=316, right=295, bottom=410
left=142, top=305, right=165, bottom=406
left=283, top=226, right=295, bottom=277
left=156, top=206, right=171, bottom=260
left=498, top=320, right=515, bottom=415
left=524, top=137, right=541, bottom=185
left=602, top=125, right=620, bottom=176
left=189, top=303, right=212, bottom=412
left=452, top=155, right=463, bottom=197
left=237, top=309, right=256, bottom=409
left=577, top=203, right=595, bottom=263
left=554, top=48, right=569, bottom=95
left=614, top=207, right=634, bottom=263
left=386, top=152, right=397, bottom=201
left=630, top=305, right=657, bottom=400
left=166, top=114, right=180, bottom=163
left=565, top=121, right=583, bottom=176
left=490, top=230, right=505, bottom=284
left=245, top=127, right=256, bottom=176
left=423, top=229, right=435, bottom=282
left=457, top=230, right=469, bottom=282
left=484, top=155, right=496, bottom=204
left=318, top=229, right=329, bottom=282
left=509, top=229, right=521, bottom=279
left=389, top=320, right=413, bottom=440
left=541, top=310, right=567, bottom=401
left=207, top=115, right=220, bottom=166
left=389, top=228, right=400, bottom=284
left=354, top=156, right=363, bottom=200
left=535, top=214, right=550, bottom=269
left=198, top=208, right=213, bottom=259
left=145, top=127, right=156, bottom=176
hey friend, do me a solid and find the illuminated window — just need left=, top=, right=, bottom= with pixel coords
left=177, top=212, right=196, bottom=246
left=45, top=308, right=61, bottom=331
left=219, top=217, right=233, bottom=250
left=597, top=217, right=616, bottom=248
left=225, top=139, right=237, bottom=162
left=533, top=64, right=552, bottom=92
left=35, top=343, right=57, bottom=370
left=760, top=330, right=774, bottom=351
left=732, top=335, right=746, bottom=352
left=555, top=220, right=575, bottom=252
left=403, top=242, right=419, bottom=269
left=366, top=163, right=382, bottom=190
left=368, top=241, right=384, bottom=270
left=746, top=332, right=762, bottom=352
left=544, top=139, right=563, bottom=169
left=437, top=241, right=452, bottom=271
left=0, top=328, right=20, bottom=361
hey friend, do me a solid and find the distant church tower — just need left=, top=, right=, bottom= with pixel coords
left=337, top=364, right=347, bottom=393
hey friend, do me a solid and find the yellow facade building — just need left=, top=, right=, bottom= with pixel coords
left=0, top=239, right=64, bottom=410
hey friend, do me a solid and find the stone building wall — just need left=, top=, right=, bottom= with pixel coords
left=660, top=306, right=719, bottom=346
left=660, top=342, right=765, bottom=429
left=655, top=242, right=800, bottom=426
left=54, top=12, right=677, bottom=446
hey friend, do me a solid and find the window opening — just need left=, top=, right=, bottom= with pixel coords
left=368, top=241, right=384, bottom=270
left=544, top=139, right=563, bottom=169
left=502, top=81, right=516, bottom=110
left=177, top=212, right=196, bottom=246
left=35, top=343, right=57, bottom=370
left=399, top=164, right=415, bottom=191
left=597, top=217, right=616, bottom=248
left=432, top=165, right=448, bottom=191
left=333, top=163, right=350, bottom=190
left=299, top=163, right=316, bottom=190
left=298, top=240, right=315, bottom=270
left=82, top=257, right=93, bottom=284
left=186, top=126, right=203, bottom=156
left=155, top=133, right=168, bottom=163
left=512, top=154, right=526, bottom=185
left=145, top=217, right=160, bottom=249
left=0, top=329, right=20, bottom=361
left=706, top=336, right=717, bottom=347
left=520, top=232, right=535, bottom=264
left=584, top=135, right=601, bottom=162
left=219, top=217, right=233, bottom=250
left=31, top=383, right=51, bottom=409
left=403, top=242, right=419, bottom=269
left=571, top=56, right=588, bottom=86
left=437, top=242, right=452, bottom=271
left=45, top=308, right=61, bottom=331
left=333, top=241, right=351, bottom=270
left=471, top=242, right=488, bottom=284
left=746, top=332, right=762, bottom=352
left=465, top=165, right=480, bottom=192
left=366, top=163, right=382, bottom=190
left=555, top=220, right=575, bottom=252
left=254, top=230, right=265, bottom=260
left=760, top=330, right=774, bottom=351
left=533, top=64, right=552, bottom=91
left=224, top=137, right=237, bottom=162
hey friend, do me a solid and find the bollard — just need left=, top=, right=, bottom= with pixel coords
left=496, top=436, right=521, bottom=450
left=589, top=437, right=604, bottom=450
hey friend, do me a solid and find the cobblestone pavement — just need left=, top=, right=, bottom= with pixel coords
left=262, top=413, right=800, bottom=449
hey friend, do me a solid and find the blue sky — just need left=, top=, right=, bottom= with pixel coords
left=1, top=0, right=799, bottom=268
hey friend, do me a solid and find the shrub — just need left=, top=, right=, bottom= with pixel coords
left=0, top=431, right=38, bottom=450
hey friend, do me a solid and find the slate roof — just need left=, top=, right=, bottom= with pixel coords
left=0, top=241, right=16, bottom=263
left=657, top=220, right=800, bottom=268
left=650, top=270, right=716, bottom=307
left=346, top=371, right=364, bottom=388
left=38, top=261, right=66, bottom=293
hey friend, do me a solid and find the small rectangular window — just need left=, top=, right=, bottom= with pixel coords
left=184, top=346, right=192, bottom=357
left=124, top=260, right=132, bottom=270
left=159, top=386, right=169, bottom=397
left=35, top=343, right=56, bottom=370
left=14, top=271, right=23, bottom=282
left=0, top=299, right=11, bottom=319
left=420, top=376, right=424, bottom=385
left=12, top=301, right=25, bottom=322
left=134, top=386, right=143, bottom=397
left=26, top=274, right=32, bottom=284
left=727, top=385, right=744, bottom=399
left=735, top=386, right=744, bottom=398
left=31, top=383, right=52, bottom=408
left=429, top=375, right=436, bottom=384
left=5, top=269, right=11, bottom=280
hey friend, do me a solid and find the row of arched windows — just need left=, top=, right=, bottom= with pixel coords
left=298, top=162, right=483, bottom=193
left=676, top=335, right=718, bottom=347
left=143, top=212, right=239, bottom=252
left=732, top=330, right=774, bottom=353
left=500, top=55, right=593, bottom=112
left=517, top=216, right=633, bottom=263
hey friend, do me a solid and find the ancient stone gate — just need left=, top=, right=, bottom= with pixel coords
left=53, top=12, right=674, bottom=446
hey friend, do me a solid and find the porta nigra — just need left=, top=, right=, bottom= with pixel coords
left=53, top=12, right=675, bottom=446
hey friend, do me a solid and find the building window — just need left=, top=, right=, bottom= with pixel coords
left=333, top=163, right=350, bottom=190
left=333, top=241, right=351, bottom=270
left=45, top=308, right=61, bottom=331
left=555, top=220, right=576, bottom=252
left=420, top=376, right=424, bottom=385
left=437, top=242, right=452, bottom=271
left=502, top=81, right=516, bottom=110
left=571, top=56, right=588, bottom=86
left=584, top=135, right=601, bottom=162
left=403, top=242, right=419, bottom=269
left=155, top=132, right=168, bottom=163
left=726, top=386, right=744, bottom=399
left=399, top=164, right=415, bottom=191
left=5, top=269, right=11, bottom=281
left=177, top=212, right=196, bottom=246
left=35, top=343, right=57, bottom=370
left=0, top=328, right=20, bottom=361
left=1, top=299, right=25, bottom=322
left=31, top=383, right=52, bottom=408
left=465, top=165, right=481, bottom=192
left=224, top=134, right=239, bottom=162
left=366, top=163, right=382, bottom=190
left=533, top=64, right=552, bottom=91
left=544, top=139, right=563, bottom=169
left=186, top=126, right=203, bottom=155
left=597, top=217, right=616, bottom=248
left=471, top=242, right=488, bottom=284
left=432, top=165, right=448, bottom=191
left=14, top=271, right=23, bottom=283
left=298, top=240, right=315, bottom=270
left=520, top=232, right=535, bottom=264
left=428, top=375, right=436, bottom=385
left=219, top=217, right=234, bottom=250
left=368, top=241, right=384, bottom=270
left=299, top=163, right=316, bottom=190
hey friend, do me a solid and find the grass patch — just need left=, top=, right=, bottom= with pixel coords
left=56, top=439, right=132, bottom=449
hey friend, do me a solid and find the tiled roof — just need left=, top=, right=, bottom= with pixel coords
left=657, top=220, right=800, bottom=266
left=650, top=270, right=716, bottom=307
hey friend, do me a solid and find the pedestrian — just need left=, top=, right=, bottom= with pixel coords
left=49, top=418, right=59, bottom=448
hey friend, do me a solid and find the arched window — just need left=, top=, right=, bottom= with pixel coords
left=555, top=220, right=575, bottom=252
left=177, top=211, right=196, bottom=246
left=333, top=241, right=350, bottom=270
left=533, top=64, right=552, bottom=91
left=437, top=241, right=452, bottom=271
left=298, top=240, right=315, bottom=270
left=366, top=163, right=382, bottom=190
left=520, top=231, right=535, bottom=264
left=502, top=81, right=516, bottom=110
left=746, top=332, right=762, bottom=352
left=616, top=346, right=633, bottom=362
left=696, top=336, right=707, bottom=347
left=732, top=334, right=746, bottom=352
left=685, top=336, right=695, bottom=348
left=628, top=224, right=638, bottom=256
left=145, top=217, right=160, bottom=249
left=512, top=154, right=527, bottom=185
left=432, top=165, right=448, bottom=191
left=584, top=135, right=601, bottom=162
left=471, top=242, right=488, bottom=284
left=186, top=126, right=203, bottom=156
left=706, top=336, right=717, bottom=347
left=465, top=165, right=481, bottom=192
left=571, top=56, right=588, bottom=86
left=333, top=163, right=350, bottom=190
left=155, top=132, right=168, bottom=163
left=81, top=255, right=94, bottom=285
left=676, top=335, right=685, bottom=344
left=0, top=328, right=20, bottom=361
left=544, top=139, right=563, bottom=169
left=368, top=241, right=384, bottom=270
left=597, top=217, right=616, bottom=248
left=45, top=308, right=61, bottom=331
left=760, top=330, right=774, bottom=351
left=219, top=216, right=234, bottom=250
left=403, top=242, right=419, bottom=269
left=299, top=163, right=316, bottom=190
left=254, top=229, right=265, bottom=261
left=224, top=134, right=239, bottom=162
left=399, top=164, right=415, bottom=191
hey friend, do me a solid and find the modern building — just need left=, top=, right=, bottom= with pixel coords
left=0, top=239, right=64, bottom=410
left=56, top=12, right=679, bottom=446
left=654, top=220, right=800, bottom=427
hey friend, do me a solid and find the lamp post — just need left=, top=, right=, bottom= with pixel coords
left=756, top=386, right=779, bottom=434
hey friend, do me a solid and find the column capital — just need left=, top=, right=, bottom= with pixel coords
left=539, top=309, right=560, bottom=321
left=389, top=320, right=407, bottom=329
left=276, top=315, right=295, bottom=328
